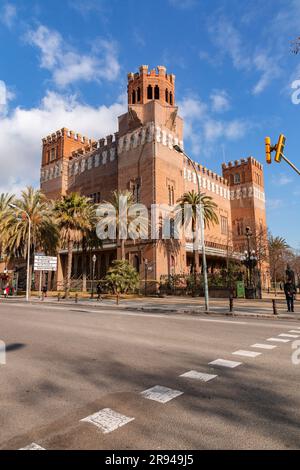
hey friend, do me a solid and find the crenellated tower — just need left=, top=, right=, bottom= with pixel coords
left=127, top=65, right=175, bottom=107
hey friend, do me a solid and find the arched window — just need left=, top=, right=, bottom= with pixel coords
left=137, top=87, right=141, bottom=102
left=147, top=85, right=153, bottom=99
left=165, top=89, right=169, bottom=103
left=132, top=90, right=136, bottom=104
left=169, top=92, right=173, bottom=105
left=154, top=85, right=160, bottom=100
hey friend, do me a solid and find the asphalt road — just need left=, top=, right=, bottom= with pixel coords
left=0, top=301, right=299, bottom=450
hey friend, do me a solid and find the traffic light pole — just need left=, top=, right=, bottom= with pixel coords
left=281, top=154, right=300, bottom=176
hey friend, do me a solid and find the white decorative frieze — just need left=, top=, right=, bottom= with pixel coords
left=110, top=147, right=116, bottom=161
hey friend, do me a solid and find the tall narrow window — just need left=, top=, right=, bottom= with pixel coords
left=165, top=89, right=169, bottom=103
left=132, top=90, right=136, bottom=104
left=169, top=92, right=173, bottom=105
left=147, top=85, right=153, bottom=99
left=137, top=87, right=141, bottom=102
left=154, top=85, right=160, bottom=99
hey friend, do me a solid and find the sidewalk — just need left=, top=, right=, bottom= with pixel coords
left=2, top=295, right=299, bottom=321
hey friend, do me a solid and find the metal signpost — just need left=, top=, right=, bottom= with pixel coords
left=34, top=255, right=57, bottom=298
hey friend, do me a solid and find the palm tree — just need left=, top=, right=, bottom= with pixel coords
left=54, top=193, right=95, bottom=298
left=0, top=193, right=15, bottom=268
left=103, top=190, right=148, bottom=261
left=1, top=187, right=58, bottom=260
left=177, top=190, right=219, bottom=273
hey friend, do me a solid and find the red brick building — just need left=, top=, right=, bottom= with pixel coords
left=40, top=65, right=269, bottom=290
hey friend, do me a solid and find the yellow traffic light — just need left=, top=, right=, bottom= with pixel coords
left=265, top=137, right=272, bottom=164
left=275, top=134, right=286, bottom=163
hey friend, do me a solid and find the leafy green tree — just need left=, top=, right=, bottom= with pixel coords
left=54, top=193, right=95, bottom=298
left=177, top=190, right=219, bottom=273
left=105, top=259, right=139, bottom=304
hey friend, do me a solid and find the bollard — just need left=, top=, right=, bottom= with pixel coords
left=272, top=298, right=278, bottom=315
left=75, top=293, right=78, bottom=304
left=58, top=293, right=61, bottom=302
left=229, top=297, right=233, bottom=313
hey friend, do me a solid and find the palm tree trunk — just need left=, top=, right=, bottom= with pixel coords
left=121, top=239, right=125, bottom=261
left=65, top=239, right=73, bottom=299
left=82, top=239, right=87, bottom=292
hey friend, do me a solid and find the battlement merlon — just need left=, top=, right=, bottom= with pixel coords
left=127, top=65, right=175, bottom=84
left=222, top=156, right=263, bottom=171
left=42, top=128, right=95, bottom=146
left=69, top=134, right=118, bottom=161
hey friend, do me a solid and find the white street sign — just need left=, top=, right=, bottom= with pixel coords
left=34, top=255, right=57, bottom=272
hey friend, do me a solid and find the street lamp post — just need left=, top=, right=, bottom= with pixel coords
left=9, top=204, right=31, bottom=302
left=91, top=254, right=97, bottom=299
left=173, top=145, right=209, bottom=312
left=241, top=226, right=258, bottom=298
left=144, top=258, right=148, bottom=297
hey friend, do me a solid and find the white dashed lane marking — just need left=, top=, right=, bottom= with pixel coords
left=209, top=359, right=242, bottom=368
left=278, top=333, right=299, bottom=338
left=232, top=350, right=261, bottom=358
left=267, top=337, right=291, bottom=343
left=251, top=343, right=277, bottom=350
left=80, top=408, right=134, bottom=433
left=19, top=443, right=45, bottom=450
left=180, top=370, right=217, bottom=382
left=141, top=385, right=183, bottom=403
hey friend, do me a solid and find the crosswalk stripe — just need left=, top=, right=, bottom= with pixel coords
left=232, top=350, right=261, bottom=358
left=251, top=343, right=277, bottom=350
left=209, top=358, right=242, bottom=368
left=180, top=370, right=217, bottom=381
left=289, top=330, right=300, bottom=334
left=80, top=408, right=134, bottom=433
left=141, top=385, right=183, bottom=403
left=267, top=337, right=290, bottom=343
left=19, top=443, right=45, bottom=450
left=278, top=333, right=299, bottom=338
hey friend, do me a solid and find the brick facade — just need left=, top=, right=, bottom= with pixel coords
left=40, top=65, right=269, bottom=289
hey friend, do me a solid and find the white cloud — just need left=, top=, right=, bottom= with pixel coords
left=69, top=0, right=106, bottom=16
left=0, top=80, right=14, bottom=116
left=25, top=25, right=120, bottom=87
left=210, top=89, right=230, bottom=113
left=275, top=174, right=294, bottom=186
left=0, top=91, right=127, bottom=194
left=267, top=198, right=284, bottom=210
left=252, top=52, right=281, bottom=95
left=178, top=93, right=248, bottom=156
left=0, top=3, right=17, bottom=28
left=178, top=96, right=207, bottom=120
left=208, top=17, right=282, bottom=95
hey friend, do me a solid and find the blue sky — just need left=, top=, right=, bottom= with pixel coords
left=0, top=0, right=299, bottom=247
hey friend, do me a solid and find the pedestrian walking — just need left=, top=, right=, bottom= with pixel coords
left=96, top=282, right=103, bottom=301
left=42, top=285, right=48, bottom=300
left=284, top=279, right=295, bottom=313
